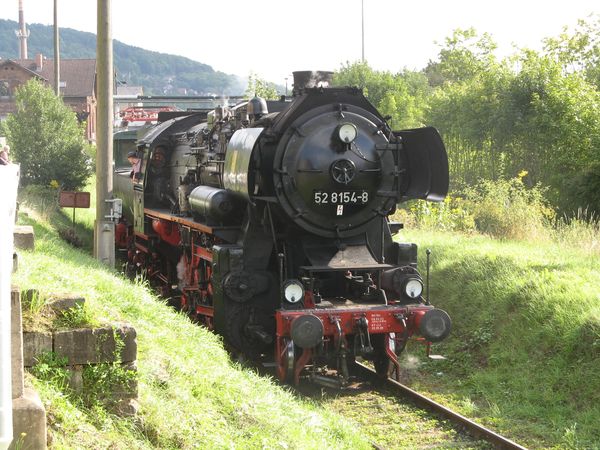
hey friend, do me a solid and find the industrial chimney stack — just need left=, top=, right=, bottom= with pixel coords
left=15, top=0, right=30, bottom=59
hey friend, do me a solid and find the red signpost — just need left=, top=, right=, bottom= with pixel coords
left=59, top=191, right=91, bottom=209
left=59, top=191, right=91, bottom=230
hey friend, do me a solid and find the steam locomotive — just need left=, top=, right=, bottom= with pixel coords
left=113, top=71, right=451, bottom=386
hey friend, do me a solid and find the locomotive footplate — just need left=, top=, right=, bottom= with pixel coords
left=275, top=303, right=446, bottom=384
left=275, top=304, right=433, bottom=338
left=144, top=207, right=240, bottom=242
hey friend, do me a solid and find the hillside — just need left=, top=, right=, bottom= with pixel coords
left=0, top=19, right=245, bottom=95
left=13, top=185, right=370, bottom=449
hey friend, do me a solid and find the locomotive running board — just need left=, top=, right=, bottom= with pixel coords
left=144, top=207, right=240, bottom=241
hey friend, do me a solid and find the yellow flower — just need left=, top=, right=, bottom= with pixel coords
left=50, top=179, right=59, bottom=189
left=517, top=170, right=528, bottom=179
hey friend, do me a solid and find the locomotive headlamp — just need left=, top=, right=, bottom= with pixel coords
left=337, top=123, right=358, bottom=143
left=404, top=278, right=423, bottom=299
left=283, top=280, right=305, bottom=303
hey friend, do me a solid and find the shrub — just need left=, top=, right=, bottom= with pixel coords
left=464, top=176, right=555, bottom=240
left=395, top=194, right=476, bottom=232
left=397, top=174, right=555, bottom=240
left=553, top=208, right=600, bottom=255
left=3, top=79, right=92, bottom=189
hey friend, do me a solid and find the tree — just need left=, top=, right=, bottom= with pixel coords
left=4, top=79, right=92, bottom=189
left=543, top=15, right=600, bottom=88
left=245, top=73, right=279, bottom=100
left=333, top=61, right=430, bottom=129
left=424, top=28, right=498, bottom=87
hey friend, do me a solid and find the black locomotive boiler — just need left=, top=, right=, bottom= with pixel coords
left=114, top=71, right=451, bottom=385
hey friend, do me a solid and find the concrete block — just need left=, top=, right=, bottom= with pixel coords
left=11, top=289, right=23, bottom=399
left=112, top=398, right=140, bottom=417
left=10, top=388, right=47, bottom=450
left=22, top=331, right=53, bottom=367
left=53, top=325, right=137, bottom=365
left=13, top=225, right=34, bottom=251
left=116, top=325, right=137, bottom=363
left=47, top=295, right=85, bottom=315
left=111, top=362, right=138, bottom=399
left=67, top=365, right=84, bottom=393
left=68, top=362, right=137, bottom=400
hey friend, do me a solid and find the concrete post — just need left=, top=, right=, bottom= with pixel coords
left=9, top=288, right=46, bottom=450
left=10, top=292, right=23, bottom=401
left=0, top=164, right=19, bottom=450
left=94, top=0, right=115, bottom=267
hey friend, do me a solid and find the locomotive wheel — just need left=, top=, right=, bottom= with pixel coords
left=225, top=304, right=273, bottom=359
left=276, top=338, right=295, bottom=384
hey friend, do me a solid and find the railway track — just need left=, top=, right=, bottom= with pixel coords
left=353, top=362, right=527, bottom=450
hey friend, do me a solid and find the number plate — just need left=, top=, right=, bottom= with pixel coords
left=313, top=190, right=369, bottom=205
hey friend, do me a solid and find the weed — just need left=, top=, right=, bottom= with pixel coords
left=11, top=432, right=27, bottom=450
left=57, top=226, right=84, bottom=248
left=82, top=329, right=137, bottom=407
left=81, top=362, right=137, bottom=408
left=466, top=322, right=493, bottom=350
left=21, top=289, right=46, bottom=315
left=17, top=184, right=60, bottom=219
left=553, top=207, right=600, bottom=255
left=53, top=303, right=95, bottom=329
left=30, top=352, right=71, bottom=392
left=560, top=424, right=581, bottom=449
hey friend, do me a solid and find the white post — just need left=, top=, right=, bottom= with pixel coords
left=0, top=164, right=20, bottom=450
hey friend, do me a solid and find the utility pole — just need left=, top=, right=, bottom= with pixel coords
left=361, top=0, right=365, bottom=62
left=94, top=0, right=115, bottom=267
left=53, top=0, right=60, bottom=95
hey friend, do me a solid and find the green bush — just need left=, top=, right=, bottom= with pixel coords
left=398, top=175, right=555, bottom=241
left=464, top=176, right=554, bottom=240
left=3, top=79, right=92, bottom=189
left=397, top=194, right=476, bottom=232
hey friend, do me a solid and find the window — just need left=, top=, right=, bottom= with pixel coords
left=0, top=81, right=9, bottom=97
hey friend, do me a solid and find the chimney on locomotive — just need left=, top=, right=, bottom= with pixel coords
left=292, top=71, right=334, bottom=96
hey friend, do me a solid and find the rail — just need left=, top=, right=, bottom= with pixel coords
left=354, top=362, right=528, bottom=450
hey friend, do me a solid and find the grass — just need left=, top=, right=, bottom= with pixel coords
left=313, top=387, right=489, bottom=449
left=13, top=208, right=371, bottom=449
left=18, top=177, right=97, bottom=252
left=16, top=180, right=600, bottom=448
left=396, top=229, right=600, bottom=449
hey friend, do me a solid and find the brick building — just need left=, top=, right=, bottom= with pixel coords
left=0, top=54, right=97, bottom=142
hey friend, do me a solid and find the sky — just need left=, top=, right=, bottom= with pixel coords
left=1, top=0, right=599, bottom=84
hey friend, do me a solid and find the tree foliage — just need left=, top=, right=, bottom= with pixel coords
left=425, top=28, right=600, bottom=211
left=245, top=73, right=279, bottom=100
left=543, top=16, right=600, bottom=88
left=4, top=79, right=92, bottom=189
left=424, top=28, right=498, bottom=87
left=333, top=19, right=600, bottom=214
left=333, top=61, right=430, bottom=129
